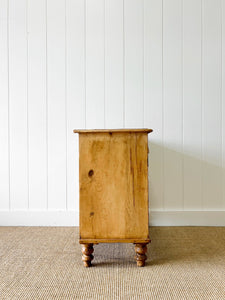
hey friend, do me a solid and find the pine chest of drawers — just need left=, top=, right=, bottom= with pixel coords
left=73, top=129, right=152, bottom=267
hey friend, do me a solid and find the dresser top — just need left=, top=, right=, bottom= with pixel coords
left=73, top=128, right=153, bottom=134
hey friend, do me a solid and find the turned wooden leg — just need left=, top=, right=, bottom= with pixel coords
left=81, top=243, right=94, bottom=267
left=134, top=243, right=148, bottom=267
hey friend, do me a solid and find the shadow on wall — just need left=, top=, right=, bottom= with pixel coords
left=148, top=141, right=224, bottom=211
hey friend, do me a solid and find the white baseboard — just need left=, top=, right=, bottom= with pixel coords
left=0, top=210, right=79, bottom=226
left=150, top=211, right=225, bottom=226
left=0, top=210, right=224, bottom=226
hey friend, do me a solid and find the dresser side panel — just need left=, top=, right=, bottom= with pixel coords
left=79, top=132, right=149, bottom=240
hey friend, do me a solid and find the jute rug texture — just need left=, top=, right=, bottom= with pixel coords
left=0, top=227, right=224, bottom=299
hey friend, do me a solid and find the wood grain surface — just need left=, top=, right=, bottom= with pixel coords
left=74, top=129, right=152, bottom=133
left=79, top=131, right=150, bottom=242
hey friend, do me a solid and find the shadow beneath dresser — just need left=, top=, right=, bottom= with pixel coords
left=148, top=226, right=225, bottom=266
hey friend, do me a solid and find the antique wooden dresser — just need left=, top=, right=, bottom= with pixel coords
left=73, top=129, right=153, bottom=267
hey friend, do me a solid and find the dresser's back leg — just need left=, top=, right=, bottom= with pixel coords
left=134, top=243, right=148, bottom=267
left=81, top=243, right=94, bottom=267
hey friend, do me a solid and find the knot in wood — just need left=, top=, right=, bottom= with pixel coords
left=88, top=169, right=94, bottom=177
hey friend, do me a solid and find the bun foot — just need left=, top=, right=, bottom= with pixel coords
left=81, top=244, right=94, bottom=267
left=134, top=243, right=147, bottom=267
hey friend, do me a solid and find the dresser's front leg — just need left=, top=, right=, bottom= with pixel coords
left=134, top=243, right=148, bottom=267
left=81, top=243, right=94, bottom=267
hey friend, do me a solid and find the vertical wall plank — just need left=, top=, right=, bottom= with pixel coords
left=223, top=0, right=225, bottom=210
left=183, top=0, right=202, bottom=210
left=163, top=0, right=183, bottom=210
left=0, top=0, right=9, bottom=210
left=144, top=0, right=163, bottom=210
left=202, top=0, right=222, bottom=210
left=27, top=0, right=47, bottom=210
left=47, top=0, right=66, bottom=210
left=124, top=0, right=144, bottom=128
left=105, top=0, right=123, bottom=128
left=66, top=0, right=85, bottom=211
left=8, top=0, right=28, bottom=210
left=86, top=0, right=105, bottom=128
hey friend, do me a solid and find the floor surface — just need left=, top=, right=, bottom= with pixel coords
left=0, top=227, right=224, bottom=299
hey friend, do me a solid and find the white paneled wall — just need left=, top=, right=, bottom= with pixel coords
left=0, top=0, right=225, bottom=226
left=27, top=0, right=47, bottom=210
